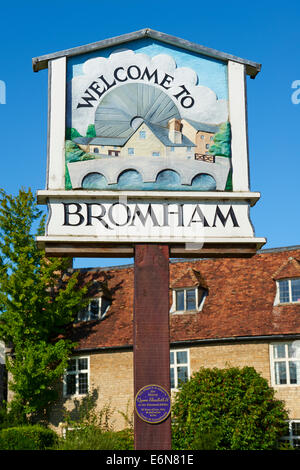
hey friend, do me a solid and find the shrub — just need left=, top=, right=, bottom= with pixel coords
left=56, top=426, right=133, bottom=450
left=0, top=425, right=58, bottom=450
left=172, top=366, right=289, bottom=450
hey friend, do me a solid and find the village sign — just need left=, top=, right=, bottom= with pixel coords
left=33, top=29, right=266, bottom=257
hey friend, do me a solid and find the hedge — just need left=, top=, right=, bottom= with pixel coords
left=0, top=425, right=58, bottom=450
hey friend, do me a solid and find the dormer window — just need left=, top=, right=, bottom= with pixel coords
left=170, top=268, right=208, bottom=314
left=77, top=297, right=111, bottom=322
left=277, top=279, right=300, bottom=304
left=171, top=286, right=207, bottom=313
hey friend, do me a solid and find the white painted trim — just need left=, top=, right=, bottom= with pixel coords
left=170, top=348, right=190, bottom=391
left=228, top=61, right=250, bottom=191
left=37, top=235, right=266, bottom=244
left=37, top=189, right=261, bottom=206
left=47, top=57, right=66, bottom=189
left=274, top=279, right=300, bottom=305
left=270, top=342, right=300, bottom=387
left=170, top=287, right=206, bottom=314
left=63, top=355, right=90, bottom=397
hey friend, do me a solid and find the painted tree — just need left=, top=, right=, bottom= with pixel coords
left=0, top=188, right=88, bottom=422
left=209, top=121, right=231, bottom=158
left=86, top=124, right=96, bottom=138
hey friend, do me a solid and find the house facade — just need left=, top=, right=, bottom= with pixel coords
left=45, top=245, right=300, bottom=446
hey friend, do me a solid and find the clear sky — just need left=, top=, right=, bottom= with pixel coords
left=0, top=0, right=299, bottom=269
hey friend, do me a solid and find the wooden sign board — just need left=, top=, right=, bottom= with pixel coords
left=33, top=29, right=266, bottom=257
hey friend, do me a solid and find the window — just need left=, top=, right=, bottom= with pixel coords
left=77, top=297, right=111, bottom=322
left=205, top=144, right=210, bottom=149
left=277, top=279, right=300, bottom=304
left=172, top=287, right=207, bottom=313
left=93, top=147, right=99, bottom=154
left=170, top=146, right=175, bottom=152
left=128, top=148, right=134, bottom=155
left=187, top=146, right=192, bottom=152
left=64, top=357, right=89, bottom=396
left=152, top=151, right=160, bottom=156
left=210, top=136, right=214, bottom=141
left=270, top=342, right=300, bottom=385
left=139, top=130, right=146, bottom=139
left=170, top=349, right=190, bottom=390
left=281, top=421, right=300, bottom=448
left=200, top=135, right=204, bottom=139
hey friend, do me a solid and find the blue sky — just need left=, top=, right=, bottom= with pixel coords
left=0, top=0, right=299, bottom=269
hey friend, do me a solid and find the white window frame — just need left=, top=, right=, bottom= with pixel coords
left=274, top=278, right=300, bottom=305
left=128, top=148, right=134, bottom=155
left=77, top=297, right=110, bottom=322
left=139, top=130, right=146, bottom=139
left=170, top=349, right=190, bottom=391
left=270, top=342, right=300, bottom=386
left=280, top=420, right=300, bottom=448
left=63, top=356, right=90, bottom=397
left=170, top=287, right=206, bottom=314
left=152, top=151, right=160, bottom=156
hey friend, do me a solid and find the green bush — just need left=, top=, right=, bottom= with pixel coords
left=56, top=426, right=133, bottom=450
left=0, top=425, right=58, bottom=450
left=172, top=366, right=289, bottom=450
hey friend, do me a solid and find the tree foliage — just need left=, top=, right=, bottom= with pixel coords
left=172, top=366, right=289, bottom=450
left=0, top=188, right=88, bottom=420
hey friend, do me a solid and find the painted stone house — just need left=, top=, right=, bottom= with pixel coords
left=45, top=244, right=300, bottom=446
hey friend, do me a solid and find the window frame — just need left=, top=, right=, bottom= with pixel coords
left=77, top=297, right=110, bottom=322
left=280, top=420, right=300, bottom=448
left=275, top=278, right=300, bottom=305
left=170, top=348, right=190, bottom=391
left=270, top=342, right=300, bottom=386
left=171, top=287, right=206, bottom=314
left=63, top=356, right=90, bottom=397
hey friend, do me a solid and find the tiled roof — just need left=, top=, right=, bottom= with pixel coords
left=272, top=257, right=300, bottom=280
left=68, top=247, right=300, bottom=351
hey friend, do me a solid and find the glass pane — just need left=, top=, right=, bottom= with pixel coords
left=186, top=290, right=196, bottom=310
left=177, top=366, right=188, bottom=386
left=78, top=307, right=89, bottom=322
left=101, top=298, right=111, bottom=317
left=293, top=439, right=300, bottom=448
left=279, top=280, right=289, bottom=303
left=176, top=351, right=187, bottom=364
left=90, top=300, right=99, bottom=319
left=289, top=361, right=300, bottom=384
left=292, top=422, right=300, bottom=436
left=67, top=359, right=76, bottom=372
left=273, top=344, right=286, bottom=359
left=170, top=368, right=175, bottom=389
left=291, top=279, right=300, bottom=302
left=78, top=373, right=88, bottom=394
left=66, top=374, right=76, bottom=395
left=176, top=291, right=184, bottom=311
left=170, top=351, right=174, bottom=365
left=78, top=358, right=88, bottom=371
left=288, top=342, right=300, bottom=358
left=275, top=362, right=287, bottom=384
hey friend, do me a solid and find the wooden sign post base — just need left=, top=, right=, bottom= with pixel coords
left=133, top=244, right=171, bottom=450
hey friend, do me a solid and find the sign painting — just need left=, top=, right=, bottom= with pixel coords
left=66, top=44, right=231, bottom=192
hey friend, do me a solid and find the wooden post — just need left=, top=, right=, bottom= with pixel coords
left=133, top=244, right=171, bottom=450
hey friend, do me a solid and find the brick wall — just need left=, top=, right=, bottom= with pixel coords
left=48, top=339, right=300, bottom=432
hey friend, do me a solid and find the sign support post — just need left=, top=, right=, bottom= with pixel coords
left=134, top=244, right=171, bottom=450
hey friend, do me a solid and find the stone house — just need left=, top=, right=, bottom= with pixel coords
left=47, top=245, right=300, bottom=446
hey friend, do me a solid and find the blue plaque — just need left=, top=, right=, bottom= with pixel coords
left=135, top=385, right=171, bottom=424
